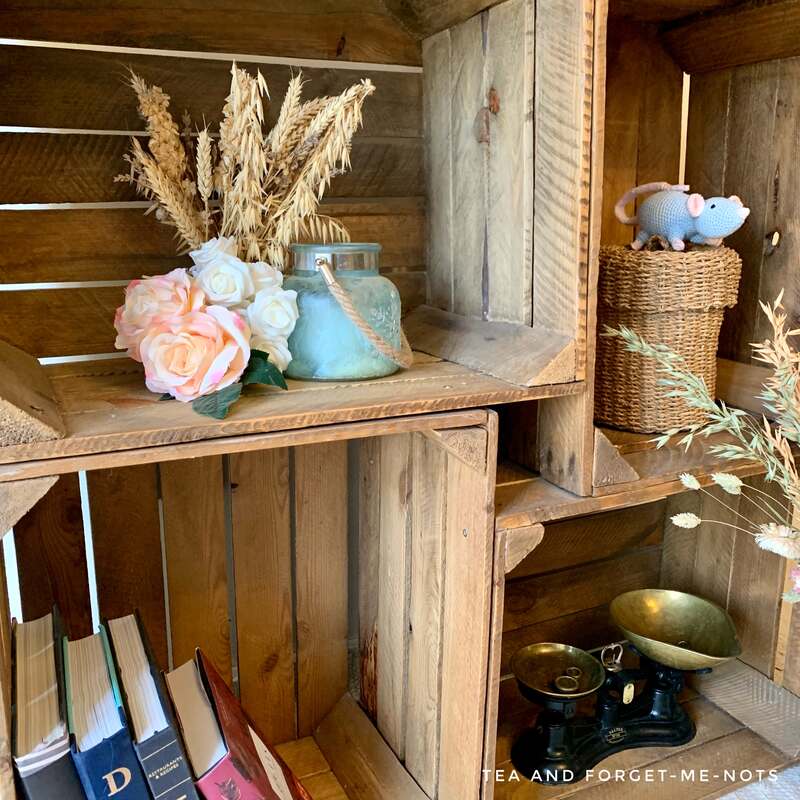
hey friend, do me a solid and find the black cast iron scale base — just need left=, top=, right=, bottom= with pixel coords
left=511, top=651, right=706, bottom=785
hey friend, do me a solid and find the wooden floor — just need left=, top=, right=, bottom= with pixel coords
left=276, top=736, right=348, bottom=799
left=494, top=661, right=800, bottom=800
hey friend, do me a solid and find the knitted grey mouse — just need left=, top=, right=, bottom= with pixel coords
left=615, top=181, right=750, bottom=251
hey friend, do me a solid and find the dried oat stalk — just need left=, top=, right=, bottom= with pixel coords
left=117, top=62, right=375, bottom=265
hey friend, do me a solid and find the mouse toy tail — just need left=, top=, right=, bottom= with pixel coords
left=614, top=181, right=689, bottom=225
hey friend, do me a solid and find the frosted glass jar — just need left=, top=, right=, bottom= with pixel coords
left=284, top=243, right=402, bottom=381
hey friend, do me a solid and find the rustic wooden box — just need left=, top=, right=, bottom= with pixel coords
left=0, top=410, right=502, bottom=800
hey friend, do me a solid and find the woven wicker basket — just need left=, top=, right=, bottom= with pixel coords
left=595, top=244, right=742, bottom=434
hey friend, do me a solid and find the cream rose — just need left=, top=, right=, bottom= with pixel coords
left=190, top=252, right=255, bottom=308
left=251, top=335, right=293, bottom=372
left=250, top=261, right=283, bottom=292
left=189, top=236, right=239, bottom=270
left=246, top=287, right=299, bottom=339
left=139, top=306, right=251, bottom=402
left=114, top=268, right=204, bottom=361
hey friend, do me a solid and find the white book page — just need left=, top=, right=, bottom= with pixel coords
left=108, top=615, right=167, bottom=743
left=14, top=613, right=65, bottom=760
left=164, top=660, right=226, bottom=777
left=249, top=727, right=293, bottom=800
left=66, top=633, right=123, bottom=752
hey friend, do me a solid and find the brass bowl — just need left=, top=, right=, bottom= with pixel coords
left=611, top=589, right=742, bottom=671
left=511, top=643, right=605, bottom=701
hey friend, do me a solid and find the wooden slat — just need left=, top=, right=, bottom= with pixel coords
left=0, top=133, right=423, bottom=203
left=485, top=0, right=534, bottom=323
left=532, top=0, right=589, bottom=338
left=0, top=476, right=58, bottom=535
left=449, top=13, right=485, bottom=319
left=422, top=29, right=453, bottom=311
left=0, top=286, right=120, bottom=359
left=716, top=357, right=771, bottom=416
left=314, top=693, right=427, bottom=800
left=0, top=45, right=422, bottom=137
left=404, top=432, right=447, bottom=795
left=375, top=433, right=411, bottom=758
left=438, top=421, right=495, bottom=800
left=87, top=465, right=168, bottom=668
left=508, top=500, right=665, bottom=580
left=160, top=456, right=230, bottom=680
left=0, top=3, right=421, bottom=66
left=404, top=305, right=576, bottom=387
left=728, top=477, right=787, bottom=676
left=356, top=437, right=380, bottom=720
left=500, top=605, right=620, bottom=675
left=664, top=0, right=800, bottom=74
left=503, top=546, right=662, bottom=631
left=0, top=199, right=424, bottom=283
left=0, top=550, right=14, bottom=800
left=693, top=658, right=800, bottom=759
left=0, top=357, right=578, bottom=478
left=14, top=473, right=92, bottom=638
left=295, top=442, right=349, bottom=736
left=660, top=490, right=702, bottom=592
left=601, top=20, right=682, bottom=246
left=2, top=271, right=422, bottom=359
left=230, top=448, right=296, bottom=743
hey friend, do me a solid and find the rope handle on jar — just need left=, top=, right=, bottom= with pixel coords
left=314, top=257, right=414, bottom=369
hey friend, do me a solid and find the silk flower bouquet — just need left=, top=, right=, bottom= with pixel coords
left=113, top=64, right=374, bottom=418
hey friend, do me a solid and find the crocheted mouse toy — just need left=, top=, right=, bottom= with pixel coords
left=615, top=181, right=750, bottom=251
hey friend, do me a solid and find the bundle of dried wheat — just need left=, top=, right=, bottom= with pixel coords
left=117, top=64, right=375, bottom=268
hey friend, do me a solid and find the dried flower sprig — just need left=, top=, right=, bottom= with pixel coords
left=117, top=63, right=375, bottom=265
left=605, top=294, right=800, bottom=602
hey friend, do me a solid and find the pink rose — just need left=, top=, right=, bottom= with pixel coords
left=139, top=306, right=251, bottom=402
left=114, top=268, right=205, bottom=361
left=792, top=565, right=800, bottom=593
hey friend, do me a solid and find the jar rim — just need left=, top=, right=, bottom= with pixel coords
left=290, top=242, right=382, bottom=253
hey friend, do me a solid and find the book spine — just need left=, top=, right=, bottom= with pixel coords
left=71, top=727, right=150, bottom=800
left=135, top=726, right=200, bottom=800
left=16, top=752, right=87, bottom=800
left=195, top=754, right=266, bottom=800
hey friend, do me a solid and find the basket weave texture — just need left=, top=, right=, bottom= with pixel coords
left=595, top=245, right=742, bottom=434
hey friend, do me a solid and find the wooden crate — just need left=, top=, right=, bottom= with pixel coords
left=0, top=409, right=500, bottom=800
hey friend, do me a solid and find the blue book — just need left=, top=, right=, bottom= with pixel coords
left=107, top=613, right=200, bottom=800
left=63, top=626, right=150, bottom=800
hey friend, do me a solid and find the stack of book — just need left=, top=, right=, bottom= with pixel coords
left=12, top=610, right=311, bottom=800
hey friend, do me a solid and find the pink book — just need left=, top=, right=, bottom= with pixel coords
left=165, top=651, right=310, bottom=800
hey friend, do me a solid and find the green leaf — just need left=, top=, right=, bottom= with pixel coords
left=191, top=383, right=243, bottom=419
left=242, top=351, right=288, bottom=389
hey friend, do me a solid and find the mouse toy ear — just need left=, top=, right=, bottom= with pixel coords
left=728, top=194, right=743, bottom=206
left=687, top=193, right=705, bottom=218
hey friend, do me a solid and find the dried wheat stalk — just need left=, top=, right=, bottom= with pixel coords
left=117, top=63, right=374, bottom=265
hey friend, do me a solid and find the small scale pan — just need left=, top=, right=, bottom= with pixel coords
left=511, top=643, right=605, bottom=702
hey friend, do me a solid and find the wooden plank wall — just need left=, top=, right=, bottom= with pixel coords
left=499, top=500, right=665, bottom=675
left=601, top=16, right=683, bottom=245
left=0, top=5, right=425, bottom=360
left=685, top=55, right=800, bottom=364
left=10, top=446, right=351, bottom=743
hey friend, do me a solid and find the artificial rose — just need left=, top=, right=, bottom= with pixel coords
left=251, top=335, right=293, bottom=372
left=189, top=236, right=239, bottom=270
left=250, top=261, right=283, bottom=292
left=190, top=252, right=255, bottom=308
left=140, top=306, right=250, bottom=402
left=114, top=268, right=205, bottom=361
left=246, top=287, right=299, bottom=339
left=792, top=565, right=800, bottom=594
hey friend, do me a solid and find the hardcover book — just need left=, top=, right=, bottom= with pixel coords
left=63, top=626, right=150, bottom=800
left=12, top=609, right=85, bottom=800
left=107, top=613, right=200, bottom=800
left=165, top=650, right=310, bottom=800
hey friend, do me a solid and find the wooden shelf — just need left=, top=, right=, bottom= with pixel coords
left=496, top=427, right=765, bottom=529
left=0, top=352, right=581, bottom=482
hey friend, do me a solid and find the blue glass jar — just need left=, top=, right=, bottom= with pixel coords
left=284, top=243, right=402, bottom=380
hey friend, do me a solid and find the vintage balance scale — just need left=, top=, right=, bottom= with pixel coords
left=510, top=589, right=742, bottom=784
